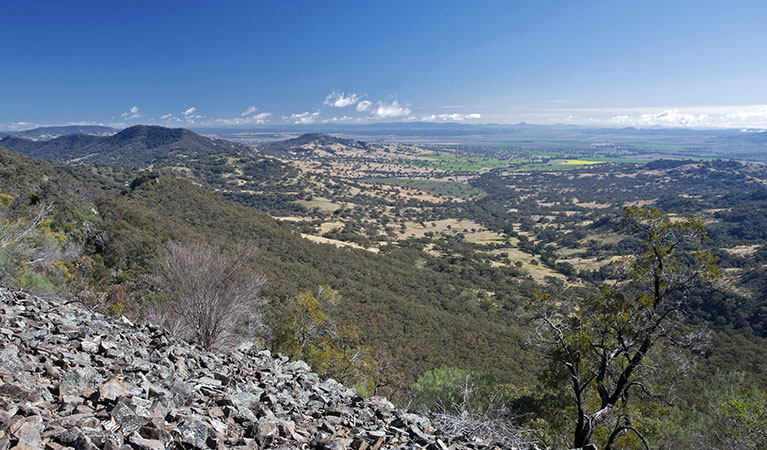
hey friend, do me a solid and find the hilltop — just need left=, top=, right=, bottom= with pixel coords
left=0, top=125, right=117, bottom=141
left=259, top=133, right=368, bottom=157
left=0, top=125, right=248, bottom=165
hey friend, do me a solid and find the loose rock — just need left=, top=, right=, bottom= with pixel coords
left=0, top=286, right=532, bottom=449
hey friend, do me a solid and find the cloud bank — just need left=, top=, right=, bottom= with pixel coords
left=421, top=113, right=482, bottom=122
left=604, top=105, right=767, bottom=129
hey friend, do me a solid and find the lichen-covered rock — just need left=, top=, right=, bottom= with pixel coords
left=0, top=286, right=530, bottom=449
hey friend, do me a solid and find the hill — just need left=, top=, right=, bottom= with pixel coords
left=0, top=134, right=105, bottom=161
left=0, top=286, right=529, bottom=449
left=0, top=125, right=249, bottom=165
left=0, top=145, right=538, bottom=388
left=0, top=125, right=117, bottom=140
left=260, top=133, right=368, bottom=157
left=3, top=131, right=767, bottom=448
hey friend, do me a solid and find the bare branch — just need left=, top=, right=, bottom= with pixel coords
left=152, top=241, right=268, bottom=350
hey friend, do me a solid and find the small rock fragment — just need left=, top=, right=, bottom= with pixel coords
left=99, top=378, right=131, bottom=401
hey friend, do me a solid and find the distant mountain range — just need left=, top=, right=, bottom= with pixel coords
left=3, top=122, right=766, bottom=164
left=0, top=125, right=118, bottom=140
left=201, top=122, right=767, bottom=161
left=0, top=125, right=249, bottom=165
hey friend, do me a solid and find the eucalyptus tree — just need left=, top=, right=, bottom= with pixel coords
left=532, top=207, right=721, bottom=449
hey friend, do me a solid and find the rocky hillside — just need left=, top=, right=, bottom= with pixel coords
left=0, top=287, right=526, bottom=449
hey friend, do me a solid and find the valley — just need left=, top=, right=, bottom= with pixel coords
left=2, top=125, right=767, bottom=448
left=6, top=3, right=766, bottom=447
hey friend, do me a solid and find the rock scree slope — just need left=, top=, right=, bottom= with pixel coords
left=0, top=287, right=521, bottom=449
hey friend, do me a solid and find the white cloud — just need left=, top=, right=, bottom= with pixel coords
left=324, top=91, right=360, bottom=108
left=725, top=106, right=767, bottom=121
left=158, top=107, right=270, bottom=126
left=480, top=104, right=767, bottom=128
left=372, top=101, right=411, bottom=119
left=160, top=114, right=183, bottom=123
left=177, top=106, right=206, bottom=123
left=121, top=106, right=142, bottom=120
left=605, top=106, right=767, bottom=128
left=629, top=109, right=708, bottom=127
left=421, top=113, right=482, bottom=122
left=213, top=112, right=272, bottom=125
left=356, top=100, right=372, bottom=112
left=283, top=111, right=321, bottom=124
left=323, top=116, right=357, bottom=123
left=241, top=106, right=259, bottom=117
left=3, top=121, right=36, bottom=131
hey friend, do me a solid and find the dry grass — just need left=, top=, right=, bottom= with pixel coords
left=319, top=221, right=345, bottom=234
left=572, top=198, right=611, bottom=209
left=397, top=219, right=489, bottom=239
left=464, top=231, right=505, bottom=244
left=723, top=244, right=761, bottom=257
left=273, top=216, right=315, bottom=222
left=295, top=197, right=342, bottom=213
left=300, top=233, right=379, bottom=253
left=487, top=247, right=567, bottom=283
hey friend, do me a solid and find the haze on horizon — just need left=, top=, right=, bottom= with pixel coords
left=2, top=0, right=766, bottom=130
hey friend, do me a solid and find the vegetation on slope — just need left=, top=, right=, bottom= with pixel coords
left=3, top=128, right=767, bottom=449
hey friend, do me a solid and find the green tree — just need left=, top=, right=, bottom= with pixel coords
left=716, top=386, right=767, bottom=449
left=532, top=207, right=721, bottom=449
left=273, top=286, right=379, bottom=394
left=412, top=367, right=483, bottom=413
left=660, top=371, right=767, bottom=449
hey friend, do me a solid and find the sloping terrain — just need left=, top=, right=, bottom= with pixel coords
left=3, top=127, right=767, bottom=447
left=0, top=146, right=538, bottom=389
left=0, top=134, right=105, bottom=161
left=260, top=133, right=368, bottom=157
left=0, top=125, right=249, bottom=165
left=0, top=125, right=117, bottom=140
left=0, top=286, right=524, bottom=449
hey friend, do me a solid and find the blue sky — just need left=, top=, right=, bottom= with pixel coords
left=2, top=0, right=766, bottom=129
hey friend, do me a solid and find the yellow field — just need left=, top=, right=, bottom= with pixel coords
left=562, top=160, right=606, bottom=165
